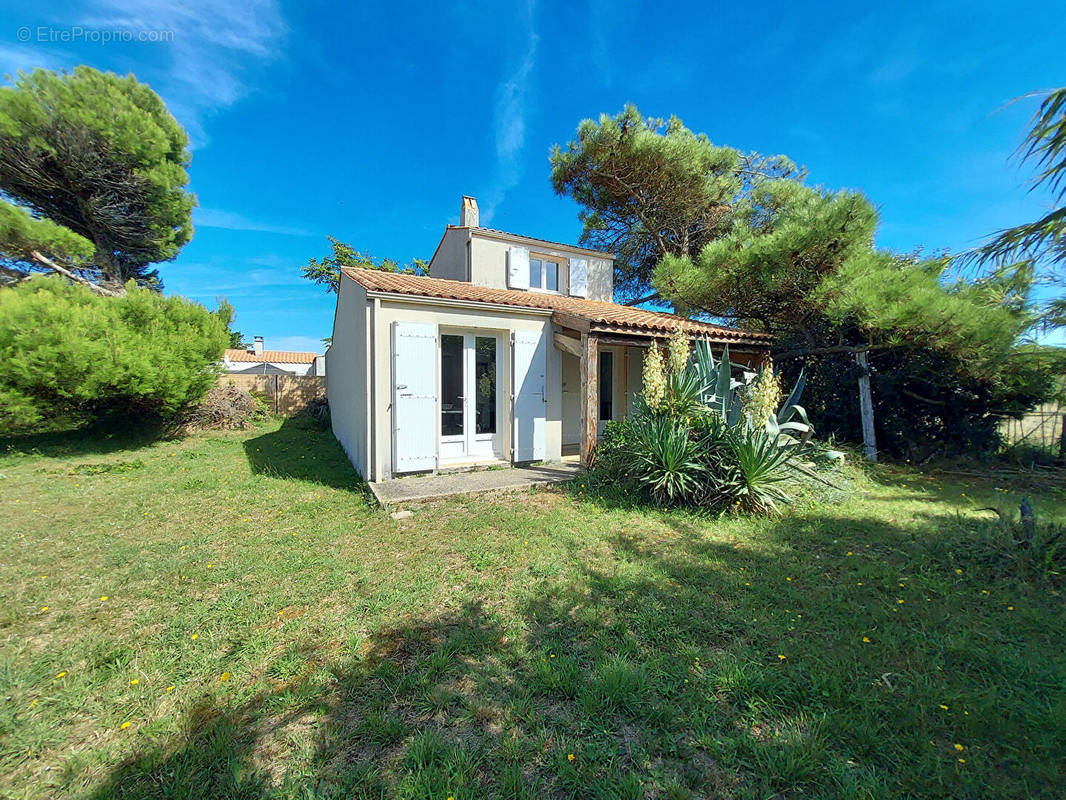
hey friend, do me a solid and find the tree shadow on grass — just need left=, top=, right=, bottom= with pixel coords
left=243, top=416, right=369, bottom=496
left=0, top=418, right=177, bottom=460
left=83, top=502, right=1066, bottom=798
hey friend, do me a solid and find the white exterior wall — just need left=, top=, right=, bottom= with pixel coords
left=561, top=352, right=581, bottom=446
left=428, top=227, right=470, bottom=281
left=468, top=234, right=614, bottom=301
left=326, top=274, right=370, bottom=478
left=370, top=299, right=561, bottom=480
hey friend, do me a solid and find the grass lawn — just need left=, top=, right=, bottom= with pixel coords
left=2, top=417, right=1065, bottom=799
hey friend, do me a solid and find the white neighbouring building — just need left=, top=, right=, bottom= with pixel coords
left=326, top=196, right=771, bottom=483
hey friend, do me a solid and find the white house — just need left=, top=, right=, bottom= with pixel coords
left=326, top=196, right=771, bottom=482
left=224, top=337, right=325, bottom=376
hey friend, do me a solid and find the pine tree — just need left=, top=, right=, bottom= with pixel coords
left=0, top=67, right=195, bottom=294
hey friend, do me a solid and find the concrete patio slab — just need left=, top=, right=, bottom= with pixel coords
left=369, top=462, right=583, bottom=507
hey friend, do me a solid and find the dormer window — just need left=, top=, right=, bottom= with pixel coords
left=530, top=257, right=559, bottom=292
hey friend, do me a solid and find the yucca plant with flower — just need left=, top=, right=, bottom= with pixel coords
left=593, top=336, right=838, bottom=514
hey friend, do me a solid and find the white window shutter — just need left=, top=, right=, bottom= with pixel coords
left=507, top=246, right=530, bottom=290
left=391, top=322, right=438, bottom=473
left=512, top=330, right=547, bottom=461
left=568, top=257, right=588, bottom=297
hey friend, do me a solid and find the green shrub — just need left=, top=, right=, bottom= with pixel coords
left=590, top=334, right=840, bottom=514
left=0, top=277, right=229, bottom=430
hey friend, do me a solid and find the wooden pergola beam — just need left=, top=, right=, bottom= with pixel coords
left=553, top=332, right=583, bottom=359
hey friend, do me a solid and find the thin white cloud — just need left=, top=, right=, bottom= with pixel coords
left=0, top=42, right=64, bottom=76
left=482, top=0, right=538, bottom=224
left=194, top=207, right=316, bottom=238
left=81, top=0, right=286, bottom=144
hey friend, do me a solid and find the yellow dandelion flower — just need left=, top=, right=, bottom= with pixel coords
left=55, top=671, right=67, bottom=679
left=862, top=636, right=870, bottom=643
left=958, top=758, right=966, bottom=764
left=939, top=704, right=948, bottom=710
left=100, top=595, right=109, bottom=601
left=190, top=633, right=198, bottom=640
left=777, top=654, right=786, bottom=660
left=898, top=599, right=905, bottom=604
left=120, top=720, right=133, bottom=730
left=846, top=551, right=853, bottom=556
left=955, top=568, right=962, bottom=575
left=786, top=577, right=792, bottom=581
left=567, top=753, right=575, bottom=762
left=954, top=743, right=964, bottom=751
left=130, top=678, right=139, bottom=685
left=1007, top=606, right=1014, bottom=611
left=166, top=685, right=175, bottom=692
left=220, top=672, right=231, bottom=681
left=40, top=606, right=48, bottom=612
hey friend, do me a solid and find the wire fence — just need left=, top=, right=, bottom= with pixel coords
left=995, top=405, right=1066, bottom=460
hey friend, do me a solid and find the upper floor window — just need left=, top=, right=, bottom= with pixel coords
left=529, top=258, right=559, bottom=292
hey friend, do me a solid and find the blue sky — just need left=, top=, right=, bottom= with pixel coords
left=1, top=0, right=1063, bottom=351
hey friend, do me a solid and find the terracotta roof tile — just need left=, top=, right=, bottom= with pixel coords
left=342, top=268, right=771, bottom=345
left=224, top=349, right=318, bottom=364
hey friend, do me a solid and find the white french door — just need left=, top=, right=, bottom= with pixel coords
left=439, top=332, right=502, bottom=463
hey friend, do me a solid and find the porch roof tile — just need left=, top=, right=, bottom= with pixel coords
left=341, top=268, right=771, bottom=346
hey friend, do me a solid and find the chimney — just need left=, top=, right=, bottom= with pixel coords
left=460, top=195, right=479, bottom=228
left=253, top=336, right=264, bottom=356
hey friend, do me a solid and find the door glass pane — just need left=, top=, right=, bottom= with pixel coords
left=475, top=336, right=497, bottom=435
left=545, top=261, right=558, bottom=291
left=440, top=334, right=463, bottom=436
left=599, top=351, right=613, bottom=421
left=529, top=258, right=541, bottom=289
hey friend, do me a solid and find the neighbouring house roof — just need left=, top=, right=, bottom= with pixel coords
left=224, top=348, right=318, bottom=364
left=342, top=268, right=772, bottom=347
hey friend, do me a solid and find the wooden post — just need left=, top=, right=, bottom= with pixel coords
left=580, top=333, right=599, bottom=466
left=856, top=350, right=877, bottom=462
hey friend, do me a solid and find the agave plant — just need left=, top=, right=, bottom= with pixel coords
left=691, top=339, right=812, bottom=441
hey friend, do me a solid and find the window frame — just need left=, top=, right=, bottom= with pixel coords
left=528, top=255, right=562, bottom=294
